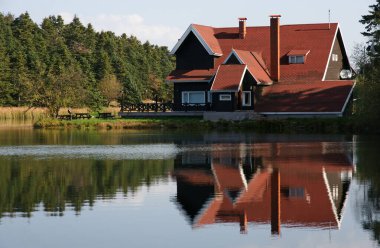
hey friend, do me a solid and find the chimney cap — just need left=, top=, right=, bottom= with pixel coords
left=269, top=14, right=282, bottom=18
left=238, top=17, right=247, bottom=21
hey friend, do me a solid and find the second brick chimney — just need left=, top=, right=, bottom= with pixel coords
left=270, top=15, right=281, bottom=82
left=239, top=17, right=247, bottom=39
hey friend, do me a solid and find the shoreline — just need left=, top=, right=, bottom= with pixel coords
left=32, top=116, right=374, bottom=134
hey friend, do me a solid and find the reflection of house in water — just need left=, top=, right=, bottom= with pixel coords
left=173, top=142, right=353, bottom=234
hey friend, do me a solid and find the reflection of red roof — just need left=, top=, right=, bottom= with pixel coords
left=176, top=142, right=354, bottom=231
left=211, top=64, right=246, bottom=91
left=174, top=169, right=214, bottom=185
left=166, top=69, right=216, bottom=82
left=255, top=80, right=354, bottom=112
left=212, top=163, right=246, bottom=191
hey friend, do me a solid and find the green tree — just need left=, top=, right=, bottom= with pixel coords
left=0, top=14, right=14, bottom=105
left=98, top=74, right=123, bottom=106
left=360, top=0, right=380, bottom=52
left=354, top=1, right=380, bottom=128
left=37, top=65, right=89, bottom=117
left=0, top=12, right=175, bottom=110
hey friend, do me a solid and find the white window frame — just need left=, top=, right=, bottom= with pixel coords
left=207, top=91, right=212, bottom=103
left=181, top=91, right=205, bottom=105
left=242, top=91, right=251, bottom=107
left=219, top=94, right=231, bottom=101
left=289, top=55, right=305, bottom=64
left=332, top=54, right=338, bottom=62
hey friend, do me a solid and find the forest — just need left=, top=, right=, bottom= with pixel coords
left=352, top=0, right=380, bottom=129
left=0, top=12, right=175, bottom=116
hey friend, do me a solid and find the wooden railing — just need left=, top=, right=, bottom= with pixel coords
left=120, top=102, right=211, bottom=112
left=121, top=102, right=173, bottom=112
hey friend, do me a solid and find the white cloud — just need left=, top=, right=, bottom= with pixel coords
left=58, top=12, right=75, bottom=24
left=59, top=12, right=182, bottom=47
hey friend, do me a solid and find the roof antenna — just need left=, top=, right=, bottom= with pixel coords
left=328, top=9, right=331, bottom=30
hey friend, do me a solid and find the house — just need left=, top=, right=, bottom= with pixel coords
left=166, top=15, right=355, bottom=118
left=173, top=142, right=354, bottom=234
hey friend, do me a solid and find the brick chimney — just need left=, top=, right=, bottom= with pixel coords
left=270, top=15, right=281, bottom=82
left=239, top=18, right=247, bottom=39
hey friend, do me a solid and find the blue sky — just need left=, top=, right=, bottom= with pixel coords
left=0, top=0, right=374, bottom=55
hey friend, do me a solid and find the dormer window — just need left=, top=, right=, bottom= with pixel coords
left=289, top=55, right=305, bottom=64
left=287, top=50, right=310, bottom=64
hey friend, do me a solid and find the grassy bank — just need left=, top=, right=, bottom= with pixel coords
left=33, top=117, right=205, bottom=130
left=33, top=116, right=371, bottom=134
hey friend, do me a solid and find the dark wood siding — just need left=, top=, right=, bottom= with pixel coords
left=173, top=82, right=211, bottom=111
left=325, top=30, right=351, bottom=80
left=211, top=92, right=237, bottom=112
left=225, top=54, right=241, bottom=64
left=210, top=71, right=256, bottom=112
left=241, top=72, right=256, bottom=110
left=175, top=32, right=215, bottom=70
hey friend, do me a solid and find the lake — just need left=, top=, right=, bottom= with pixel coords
left=0, top=128, right=379, bottom=248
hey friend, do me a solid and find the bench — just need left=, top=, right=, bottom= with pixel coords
left=97, top=112, right=115, bottom=119
left=75, top=113, right=92, bottom=119
left=57, top=114, right=75, bottom=120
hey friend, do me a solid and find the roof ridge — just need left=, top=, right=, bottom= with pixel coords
left=191, top=23, right=215, bottom=29
left=210, top=22, right=339, bottom=30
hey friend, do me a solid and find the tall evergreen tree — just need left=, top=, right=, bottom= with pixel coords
left=0, top=12, right=175, bottom=109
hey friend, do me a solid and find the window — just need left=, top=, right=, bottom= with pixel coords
left=332, top=185, right=339, bottom=200
left=242, top=91, right=251, bottom=106
left=182, top=91, right=205, bottom=105
left=289, top=55, right=305, bottom=64
left=332, top=54, right=339, bottom=61
left=219, top=94, right=231, bottom=101
left=281, top=187, right=305, bottom=198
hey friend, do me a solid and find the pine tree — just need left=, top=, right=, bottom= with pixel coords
left=0, top=12, right=175, bottom=109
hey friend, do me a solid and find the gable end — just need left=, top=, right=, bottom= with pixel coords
left=323, top=26, right=351, bottom=80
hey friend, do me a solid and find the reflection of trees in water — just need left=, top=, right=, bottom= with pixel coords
left=356, top=137, right=380, bottom=244
left=0, top=158, right=173, bottom=218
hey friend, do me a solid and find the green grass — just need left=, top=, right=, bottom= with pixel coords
left=32, top=115, right=372, bottom=134
left=34, top=117, right=206, bottom=130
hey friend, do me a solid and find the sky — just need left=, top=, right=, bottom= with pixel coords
left=0, top=0, right=375, bottom=56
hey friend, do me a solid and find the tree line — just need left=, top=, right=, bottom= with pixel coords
left=0, top=12, right=175, bottom=116
left=353, top=1, right=380, bottom=242
left=0, top=157, right=173, bottom=217
left=353, top=0, right=380, bottom=129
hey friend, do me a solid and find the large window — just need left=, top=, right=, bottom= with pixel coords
left=182, top=91, right=205, bottom=105
left=289, top=55, right=305, bottom=64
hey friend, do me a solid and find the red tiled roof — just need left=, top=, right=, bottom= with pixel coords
left=166, top=69, right=216, bottom=82
left=216, top=23, right=337, bottom=82
left=192, top=24, right=223, bottom=55
left=233, top=49, right=272, bottom=84
left=173, top=22, right=339, bottom=82
left=255, top=80, right=354, bottom=112
left=287, top=50, right=311, bottom=56
left=211, top=64, right=246, bottom=91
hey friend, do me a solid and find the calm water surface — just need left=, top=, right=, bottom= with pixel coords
left=0, top=128, right=379, bottom=248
